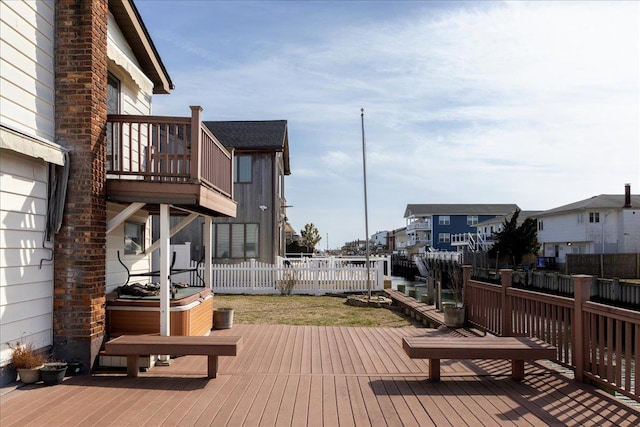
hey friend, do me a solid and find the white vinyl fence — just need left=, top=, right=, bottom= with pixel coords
left=190, top=256, right=389, bottom=295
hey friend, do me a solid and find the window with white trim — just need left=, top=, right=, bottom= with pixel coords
left=467, top=215, right=478, bottom=225
left=438, top=215, right=450, bottom=225
left=438, top=233, right=450, bottom=243
left=589, top=212, right=600, bottom=223
left=124, top=222, right=145, bottom=255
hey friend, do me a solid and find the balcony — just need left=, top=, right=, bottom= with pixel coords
left=406, top=221, right=431, bottom=232
left=106, top=106, right=236, bottom=218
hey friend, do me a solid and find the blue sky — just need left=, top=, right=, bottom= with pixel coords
left=136, top=0, right=639, bottom=250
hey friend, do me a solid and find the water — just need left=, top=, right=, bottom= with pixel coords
left=390, top=276, right=421, bottom=291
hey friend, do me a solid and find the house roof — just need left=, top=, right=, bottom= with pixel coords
left=537, top=194, right=640, bottom=217
left=109, top=0, right=173, bottom=94
left=204, top=120, right=290, bottom=174
left=404, top=204, right=519, bottom=218
left=475, top=210, right=543, bottom=227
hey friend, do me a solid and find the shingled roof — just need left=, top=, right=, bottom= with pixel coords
left=404, top=204, right=519, bottom=218
left=537, top=194, right=639, bottom=217
left=204, top=120, right=287, bottom=150
left=204, top=120, right=290, bottom=174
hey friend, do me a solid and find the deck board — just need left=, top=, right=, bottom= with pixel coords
left=2, top=323, right=639, bottom=426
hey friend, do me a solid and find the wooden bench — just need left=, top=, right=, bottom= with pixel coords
left=402, top=336, right=556, bottom=381
left=105, top=335, right=242, bottom=378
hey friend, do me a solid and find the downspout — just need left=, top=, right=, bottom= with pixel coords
left=40, top=151, right=70, bottom=268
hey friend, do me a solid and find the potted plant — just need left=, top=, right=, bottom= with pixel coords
left=442, top=266, right=465, bottom=328
left=40, top=361, right=68, bottom=386
left=10, top=342, right=46, bottom=384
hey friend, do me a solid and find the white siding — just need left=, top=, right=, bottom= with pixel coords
left=105, top=203, right=152, bottom=294
left=0, top=150, right=53, bottom=365
left=0, top=0, right=54, bottom=141
left=107, top=12, right=152, bottom=116
left=103, top=14, right=155, bottom=295
left=619, top=209, right=640, bottom=252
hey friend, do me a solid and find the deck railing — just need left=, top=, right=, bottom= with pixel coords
left=106, top=106, right=232, bottom=197
left=465, top=267, right=640, bottom=403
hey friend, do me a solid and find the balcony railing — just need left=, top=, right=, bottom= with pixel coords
left=406, top=221, right=431, bottom=231
left=106, top=106, right=232, bottom=198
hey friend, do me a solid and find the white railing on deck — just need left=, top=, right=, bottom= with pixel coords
left=192, top=257, right=388, bottom=295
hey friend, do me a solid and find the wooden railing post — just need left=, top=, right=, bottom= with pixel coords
left=500, top=269, right=513, bottom=337
left=572, top=274, right=592, bottom=382
left=190, top=106, right=203, bottom=182
left=462, top=265, right=472, bottom=303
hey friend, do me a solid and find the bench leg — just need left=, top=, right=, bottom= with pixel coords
left=126, top=355, right=140, bottom=378
left=429, top=359, right=440, bottom=382
left=511, top=359, right=524, bottom=381
left=207, top=355, right=219, bottom=378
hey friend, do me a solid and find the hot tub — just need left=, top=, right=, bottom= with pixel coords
left=106, top=287, right=213, bottom=336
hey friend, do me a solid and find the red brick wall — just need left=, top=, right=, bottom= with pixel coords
left=54, top=0, right=108, bottom=371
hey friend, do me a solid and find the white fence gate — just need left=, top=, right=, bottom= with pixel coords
left=190, top=256, right=389, bottom=295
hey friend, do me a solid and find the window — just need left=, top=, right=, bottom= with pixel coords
left=124, top=222, right=145, bottom=255
left=234, top=155, right=252, bottom=183
left=438, top=233, right=450, bottom=243
left=438, top=215, right=450, bottom=225
left=106, top=73, right=121, bottom=171
left=214, top=223, right=259, bottom=259
left=538, top=220, right=544, bottom=231
left=107, top=73, right=120, bottom=114
left=589, top=212, right=600, bottom=223
left=577, top=212, right=584, bottom=224
left=467, top=215, right=478, bottom=226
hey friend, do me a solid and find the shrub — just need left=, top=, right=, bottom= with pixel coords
left=10, top=342, right=46, bottom=369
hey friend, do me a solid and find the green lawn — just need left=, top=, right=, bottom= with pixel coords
left=212, top=294, right=416, bottom=328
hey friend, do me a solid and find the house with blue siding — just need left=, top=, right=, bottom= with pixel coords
left=404, top=204, right=519, bottom=253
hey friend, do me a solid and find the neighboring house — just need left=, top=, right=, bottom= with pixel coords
left=167, top=120, right=291, bottom=265
left=452, top=210, right=543, bottom=252
left=1, top=0, right=236, bottom=382
left=388, top=227, right=408, bottom=254
left=536, top=184, right=640, bottom=264
left=404, top=204, right=519, bottom=253
left=372, top=230, right=389, bottom=248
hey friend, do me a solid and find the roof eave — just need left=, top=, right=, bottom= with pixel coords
left=109, top=0, right=174, bottom=94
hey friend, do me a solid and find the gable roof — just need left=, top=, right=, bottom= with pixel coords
left=476, top=210, right=543, bottom=227
left=404, top=204, right=519, bottom=218
left=109, top=0, right=173, bottom=94
left=537, top=194, right=640, bottom=217
left=204, top=120, right=290, bottom=174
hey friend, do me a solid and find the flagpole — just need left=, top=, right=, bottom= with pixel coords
left=361, top=108, right=371, bottom=299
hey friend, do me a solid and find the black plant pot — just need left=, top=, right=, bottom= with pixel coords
left=40, top=363, right=67, bottom=386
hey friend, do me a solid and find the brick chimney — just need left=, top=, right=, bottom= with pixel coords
left=624, top=183, right=632, bottom=208
left=54, top=0, right=108, bottom=373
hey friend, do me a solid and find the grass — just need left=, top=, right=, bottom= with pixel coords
left=212, top=294, right=416, bottom=328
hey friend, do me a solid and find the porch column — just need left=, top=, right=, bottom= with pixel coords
left=204, top=216, right=213, bottom=289
left=159, top=204, right=171, bottom=336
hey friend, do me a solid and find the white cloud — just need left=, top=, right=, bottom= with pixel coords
left=143, top=0, right=639, bottom=247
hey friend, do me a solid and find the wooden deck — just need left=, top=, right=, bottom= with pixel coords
left=2, top=324, right=639, bottom=426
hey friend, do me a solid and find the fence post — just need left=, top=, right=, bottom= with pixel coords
left=573, top=274, right=592, bottom=382
left=314, top=262, right=320, bottom=296
left=500, top=269, right=513, bottom=337
left=250, top=259, right=256, bottom=291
